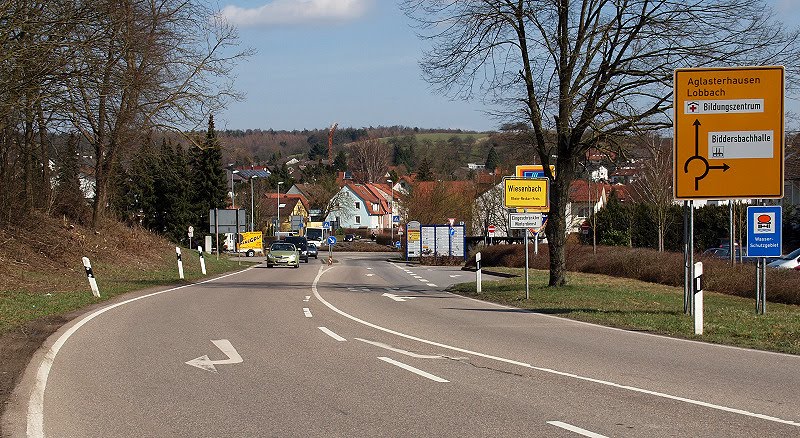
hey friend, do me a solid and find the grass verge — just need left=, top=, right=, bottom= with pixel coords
left=449, top=267, right=800, bottom=355
left=0, top=251, right=252, bottom=336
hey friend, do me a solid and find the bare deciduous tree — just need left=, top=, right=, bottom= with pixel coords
left=402, top=0, right=800, bottom=286
left=629, top=133, right=673, bottom=251
left=348, top=138, right=390, bottom=183
left=65, top=0, right=250, bottom=226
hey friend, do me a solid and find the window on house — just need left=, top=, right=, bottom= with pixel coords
left=355, top=216, right=361, bottom=224
left=355, top=201, right=361, bottom=209
left=373, top=203, right=379, bottom=212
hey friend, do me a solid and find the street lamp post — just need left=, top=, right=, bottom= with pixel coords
left=276, top=181, right=284, bottom=237
left=230, top=169, right=239, bottom=209
left=387, top=179, right=393, bottom=243
left=250, top=175, right=258, bottom=232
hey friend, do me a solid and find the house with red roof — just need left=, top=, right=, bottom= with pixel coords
left=324, top=182, right=396, bottom=230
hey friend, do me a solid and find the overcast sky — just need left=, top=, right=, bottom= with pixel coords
left=214, top=0, right=800, bottom=133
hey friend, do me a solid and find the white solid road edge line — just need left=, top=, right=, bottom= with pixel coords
left=377, top=357, right=449, bottom=383
left=26, top=267, right=254, bottom=438
left=311, top=266, right=800, bottom=428
left=547, top=421, right=608, bottom=438
left=318, top=327, right=347, bottom=342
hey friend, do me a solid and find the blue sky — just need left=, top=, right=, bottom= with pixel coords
left=215, top=0, right=800, bottom=133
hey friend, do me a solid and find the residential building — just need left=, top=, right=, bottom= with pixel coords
left=262, top=193, right=309, bottom=235
left=325, top=182, right=394, bottom=231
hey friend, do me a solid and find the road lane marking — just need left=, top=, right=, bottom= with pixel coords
left=304, top=296, right=311, bottom=302
left=547, top=421, right=608, bottom=438
left=378, top=357, right=449, bottom=383
left=185, top=339, right=244, bottom=373
left=311, top=266, right=800, bottom=428
left=356, top=338, right=442, bottom=359
left=27, top=268, right=254, bottom=437
left=318, top=327, right=347, bottom=342
left=427, top=283, right=437, bottom=287
left=303, top=308, right=313, bottom=317
left=382, top=292, right=417, bottom=302
left=418, top=279, right=429, bottom=282
left=366, top=273, right=374, bottom=277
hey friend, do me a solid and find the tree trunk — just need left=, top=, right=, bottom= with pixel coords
left=545, top=163, right=575, bottom=287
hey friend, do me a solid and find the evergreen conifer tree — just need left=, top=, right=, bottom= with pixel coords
left=189, top=115, right=228, bottom=235
left=485, top=145, right=499, bottom=172
left=333, top=150, right=348, bottom=172
left=416, top=157, right=434, bottom=181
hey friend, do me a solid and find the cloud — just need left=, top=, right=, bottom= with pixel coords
left=219, top=0, right=373, bottom=27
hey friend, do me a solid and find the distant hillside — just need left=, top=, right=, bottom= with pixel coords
left=217, top=126, right=516, bottom=178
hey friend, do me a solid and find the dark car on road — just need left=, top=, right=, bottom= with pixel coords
left=283, top=236, right=310, bottom=263
left=307, top=243, right=318, bottom=259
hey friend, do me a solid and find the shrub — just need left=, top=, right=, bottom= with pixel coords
left=466, top=243, right=800, bottom=306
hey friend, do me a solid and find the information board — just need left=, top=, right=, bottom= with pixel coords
left=673, top=66, right=784, bottom=199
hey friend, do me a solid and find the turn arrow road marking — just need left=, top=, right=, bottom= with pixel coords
left=382, top=292, right=416, bottom=302
left=185, top=339, right=243, bottom=373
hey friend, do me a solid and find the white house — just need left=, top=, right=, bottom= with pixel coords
left=325, top=182, right=394, bottom=230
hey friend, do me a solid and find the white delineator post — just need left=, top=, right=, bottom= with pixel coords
left=694, top=261, right=703, bottom=335
left=176, top=247, right=184, bottom=279
left=198, top=246, right=207, bottom=275
left=476, top=252, right=482, bottom=293
left=82, top=257, right=100, bottom=298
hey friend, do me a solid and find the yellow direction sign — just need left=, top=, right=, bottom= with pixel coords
left=503, top=177, right=549, bottom=211
left=673, top=66, right=784, bottom=200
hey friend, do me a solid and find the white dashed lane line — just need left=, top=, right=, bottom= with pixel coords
left=547, top=421, right=608, bottom=438
left=318, top=326, right=347, bottom=341
left=378, top=357, right=449, bottom=383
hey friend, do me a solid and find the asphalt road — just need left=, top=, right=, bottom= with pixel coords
left=4, top=252, right=799, bottom=437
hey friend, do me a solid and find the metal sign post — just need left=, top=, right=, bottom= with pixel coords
left=327, top=235, right=337, bottom=265
left=525, top=229, right=530, bottom=300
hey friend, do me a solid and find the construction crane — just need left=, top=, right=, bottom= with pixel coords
left=328, top=122, right=337, bottom=163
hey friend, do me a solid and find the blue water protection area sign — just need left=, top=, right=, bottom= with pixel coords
left=327, top=235, right=337, bottom=246
left=747, top=205, right=782, bottom=257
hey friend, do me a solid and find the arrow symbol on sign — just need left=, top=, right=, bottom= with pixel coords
left=693, top=119, right=701, bottom=156
left=709, top=163, right=730, bottom=172
left=382, top=292, right=416, bottom=302
left=185, top=339, right=243, bottom=373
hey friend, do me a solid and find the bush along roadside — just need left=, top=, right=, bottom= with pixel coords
left=466, top=243, right=800, bottom=306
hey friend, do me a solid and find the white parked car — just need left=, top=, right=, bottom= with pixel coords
left=766, top=247, right=800, bottom=269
